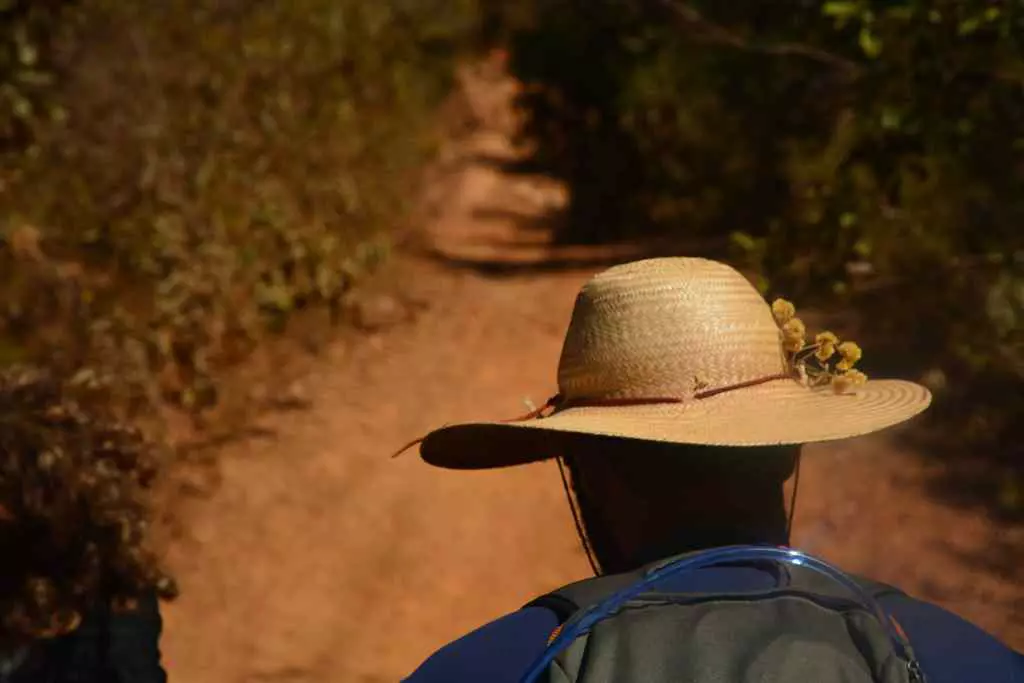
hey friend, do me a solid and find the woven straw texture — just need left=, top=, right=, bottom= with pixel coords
left=420, top=258, right=931, bottom=469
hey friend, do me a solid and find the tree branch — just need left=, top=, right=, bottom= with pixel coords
left=655, top=0, right=863, bottom=77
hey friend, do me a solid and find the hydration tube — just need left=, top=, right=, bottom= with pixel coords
left=518, top=545, right=912, bottom=683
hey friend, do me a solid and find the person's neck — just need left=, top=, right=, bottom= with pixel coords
left=625, top=522, right=790, bottom=571
left=604, top=490, right=791, bottom=574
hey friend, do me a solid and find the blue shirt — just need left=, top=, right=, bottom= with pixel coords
left=4, top=592, right=166, bottom=683
left=406, top=567, right=1023, bottom=683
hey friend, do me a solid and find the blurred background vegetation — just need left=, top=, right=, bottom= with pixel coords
left=485, top=0, right=1023, bottom=517
left=1, top=0, right=1020, bottom=517
left=0, top=0, right=479, bottom=425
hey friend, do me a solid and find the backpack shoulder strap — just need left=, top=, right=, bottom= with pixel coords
left=524, top=569, right=646, bottom=623
left=848, top=575, right=907, bottom=601
left=526, top=560, right=904, bottom=625
left=524, top=557, right=793, bottom=624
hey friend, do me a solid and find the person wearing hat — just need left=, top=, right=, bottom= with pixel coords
left=400, top=258, right=1022, bottom=683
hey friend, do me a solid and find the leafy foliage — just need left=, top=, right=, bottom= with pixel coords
left=0, top=0, right=75, bottom=152
left=0, top=0, right=478, bottom=419
left=496, top=0, right=1023, bottom=511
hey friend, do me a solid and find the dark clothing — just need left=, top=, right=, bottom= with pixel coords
left=3, top=592, right=166, bottom=683
left=405, top=565, right=1024, bottom=683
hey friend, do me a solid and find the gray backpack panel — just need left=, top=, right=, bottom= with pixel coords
left=530, top=555, right=925, bottom=683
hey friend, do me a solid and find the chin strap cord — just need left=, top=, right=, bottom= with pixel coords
left=556, top=456, right=601, bottom=576
left=787, top=449, right=803, bottom=538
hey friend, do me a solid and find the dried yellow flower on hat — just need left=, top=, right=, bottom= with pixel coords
left=782, top=318, right=806, bottom=338
left=815, top=331, right=839, bottom=362
left=815, top=331, right=839, bottom=346
left=771, top=298, right=796, bottom=325
left=781, top=318, right=806, bottom=352
left=832, top=369, right=868, bottom=394
left=836, top=341, right=863, bottom=370
left=831, top=373, right=854, bottom=394
left=769, top=297, right=868, bottom=391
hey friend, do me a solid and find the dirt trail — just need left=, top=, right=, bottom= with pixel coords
left=160, top=66, right=1022, bottom=683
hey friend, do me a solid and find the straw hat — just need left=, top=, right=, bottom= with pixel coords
left=415, top=257, right=931, bottom=469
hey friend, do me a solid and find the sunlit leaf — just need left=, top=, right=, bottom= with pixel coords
left=958, top=17, right=982, bottom=35
left=822, top=1, right=860, bottom=19
left=858, top=27, right=883, bottom=58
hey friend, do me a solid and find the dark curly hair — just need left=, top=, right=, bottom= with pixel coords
left=0, top=366, right=176, bottom=646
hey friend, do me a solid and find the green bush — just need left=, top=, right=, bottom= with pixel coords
left=0, top=0, right=478, bottom=418
left=0, top=0, right=74, bottom=151
left=497, top=0, right=1023, bottom=508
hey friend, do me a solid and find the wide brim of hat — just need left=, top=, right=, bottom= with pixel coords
left=419, top=378, right=932, bottom=469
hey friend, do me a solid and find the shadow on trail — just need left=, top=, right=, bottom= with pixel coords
left=845, top=320, right=1024, bottom=596
left=943, top=528, right=1024, bottom=584
left=857, top=331, right=1022, bottom=523
left=471, top=207, right=561, bottom=233
left=419, top=244, right=638, bottom=277
left=427, top=209, right=732, bottom=281
left=465, top=153, right=550, bottom=176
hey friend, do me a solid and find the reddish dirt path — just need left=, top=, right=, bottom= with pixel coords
left=160, top=66, right=1022, bottom=682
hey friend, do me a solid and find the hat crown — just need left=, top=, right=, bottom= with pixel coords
left=557, top=258, right=787, bottom=400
